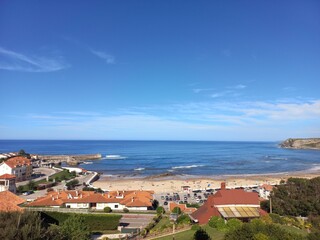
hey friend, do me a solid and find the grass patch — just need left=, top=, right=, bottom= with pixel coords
left=48, top=169, right=76, bottom=182
left=153, top=224, right=225, bottom=240
left=152, top=216, right=171, bottom=232
left=42, top=212, right=122, bottom=232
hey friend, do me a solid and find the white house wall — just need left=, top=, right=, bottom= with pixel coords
left=96, top=202, right=125, bottom=210
left=65, top=203, right=90, bottom=209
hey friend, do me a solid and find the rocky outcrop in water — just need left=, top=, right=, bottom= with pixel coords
left=37, top=154, right=102, bottom=165
left=280, top=138, right=320, bottom=150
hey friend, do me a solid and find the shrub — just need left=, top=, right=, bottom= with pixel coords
left=104, top=207, right=112, bottom=213
left=208, top=216, right=226, bottom=231
left=226, top=218, right=242, bottom=231
left=194, top=228, right=211, bottom=240
left=156, top=206, right=165, bottom=214
left=269, top=213, right=283, bottom=224
left=172, top=207, right=182, bottom=214
left=123, top=208, right=129, bottom=213
left=176, top=214, right=191, bottom=225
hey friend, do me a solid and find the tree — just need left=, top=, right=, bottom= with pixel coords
left=193, top=228, right=211, bottom=240
left=172, top=207, right=182, bottom=214
left=156, top=206, right=165, bottom=214
left=208, top=216, right=226, bottom=231
left=60, top=214, right=90, bottom=240
left=27, top=180, right=36, bottom=191
left=226, top=218, right=242, bottom=231
left=0, top=211, right=42, bottom=240
left=152, top=199, right=159, bottom=209
left=66, top=179, right=79, bottom=190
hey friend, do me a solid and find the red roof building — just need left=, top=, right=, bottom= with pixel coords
left=0, top=174, right=17, bottom=193
left=169, top=202, right=197, bottom=214
left=0, top=157, right=32, bottom=182
left=190, top=183, right=263, bottom=224
left=28, top=190, right=154, bottom=211
left=0, top=191, right=25, bottom=212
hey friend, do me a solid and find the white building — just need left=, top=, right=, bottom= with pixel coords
left=28, top=190, right=154, bottom=211
left=0, top=157, right=32, bottom=182
left=0, top=174, right=16, bottom=193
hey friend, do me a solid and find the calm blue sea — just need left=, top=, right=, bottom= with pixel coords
left=0, top=140, right=319, bottom=177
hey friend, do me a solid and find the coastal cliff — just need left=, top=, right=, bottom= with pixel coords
left=280, top=138, right=320, bottom=150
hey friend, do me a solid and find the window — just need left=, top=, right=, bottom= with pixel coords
left=115, top=205, right=118, bottom=208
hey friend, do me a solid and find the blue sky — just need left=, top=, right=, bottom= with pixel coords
left=0, top=0, right=319, bottom=141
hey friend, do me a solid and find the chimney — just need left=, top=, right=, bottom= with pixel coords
left=76, top=190, right=78, bottom=196
left=221, top=182, right=226, bottom=190
left=131, top=197, right=134, bottom=202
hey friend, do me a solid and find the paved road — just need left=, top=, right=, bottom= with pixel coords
left=19, top=171, right=96, bottom=201
left=120, top=213, right=155, bottom=228
left=16, top=167, right=59, bottom=187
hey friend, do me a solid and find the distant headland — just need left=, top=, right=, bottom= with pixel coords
left=280, top=138, right=320, bottom=150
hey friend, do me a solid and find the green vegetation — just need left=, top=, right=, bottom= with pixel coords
left=172, top=206, right=182, bottom=214
left=186, top=203, right=200, bottom=208
left=0, top=211, right=93, bottom=240
left=156, top=206, right=165, bottom=214
left=153, top=225, right=225, bottom=240
left=194, top=228, right=211, bottom=240
left=104, top=206, right=112, bottom=213
left=265, top=177, right=320, bottom=217
left=42, top=212, right=121, bottom=232
left=65, top=179, right=79, bottom=190
left=152, top=199, right=159, bottom=209
left=224, top=219, right=307, bottom=240
left=0, top=211, right=42, bottom=240
left=123, top=208, right=129, bottom=213
left=18, top=149, right=31, bottom=158
left=49, top=169, right=77, bottom=183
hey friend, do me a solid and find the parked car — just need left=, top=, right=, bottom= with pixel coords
left=23, top=190, right=34, bottom=196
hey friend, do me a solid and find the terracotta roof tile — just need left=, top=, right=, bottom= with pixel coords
left=0, top=174, right=16, bottom=179
left=28, top=190, right=154, bottom=208
left=4, top=157, right=31, bottom=168
left=0, top=191, right=25, bottom=212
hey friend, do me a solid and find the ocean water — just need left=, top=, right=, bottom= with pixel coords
left=0, top=140, right=319, bottom=177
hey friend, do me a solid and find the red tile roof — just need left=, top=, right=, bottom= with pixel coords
left=191, top=188, right=261, bottom=224
left=4, top=157, right=31, bottom=168
left=28, top=190, right=154, bottom=208
left=261, top=184, right=273, bottom=191
left=0, top=191, right=25, bottom=212
left=0, top=174, right=16, bottom=179
left=169, top=202, right=197, bottom=214
left=212, top=189, right=259, bottom=205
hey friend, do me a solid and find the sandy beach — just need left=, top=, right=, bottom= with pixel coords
left=92, top=169, right=320, bottom=193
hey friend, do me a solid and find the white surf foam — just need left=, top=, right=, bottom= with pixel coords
left=172, top=164, right=204, bottom=169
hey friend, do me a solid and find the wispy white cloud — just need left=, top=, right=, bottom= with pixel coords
left=210, top=90, right=234, bottom=98
left=231, top=84, right=246, bottom=89
left=0, top=47, right=69, bottom=72
left=91, top=49, right=115, bottom=64
left=193, top=88, right=215, bottom=93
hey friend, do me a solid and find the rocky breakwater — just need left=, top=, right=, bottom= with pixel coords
left=280, top=138, right=320, bottom=150
left=37, top=153, right=102, bottom=165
